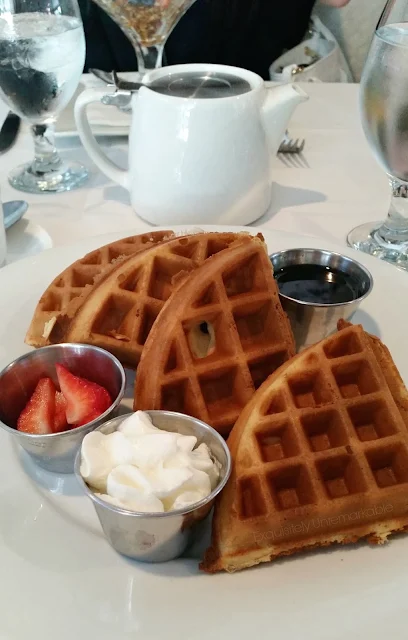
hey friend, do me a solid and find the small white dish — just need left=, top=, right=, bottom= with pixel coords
left=3, top=200, right=28, bottom=230
left=6, top=219, right=53, bottom=263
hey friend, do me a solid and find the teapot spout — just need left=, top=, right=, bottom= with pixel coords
left=261, top=83, right=308, bottom=155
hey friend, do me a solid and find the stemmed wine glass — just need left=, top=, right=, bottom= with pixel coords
left=92, top=0, right=198, bottom=76
left=348, top=0, right=408, bottom=269
left=0, top=0, right=88, bottom=193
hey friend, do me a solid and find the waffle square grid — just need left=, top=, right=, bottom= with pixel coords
left=156, top=268, right=293, bottom=433
left=135, top=238, right=296, bottom=436
left=25, top=231, right=171, bottom=348
left=238, top=328, right=408, bottom=523
left=62, top=233, right=250, bottom=368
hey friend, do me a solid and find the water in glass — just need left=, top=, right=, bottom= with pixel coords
left=0, top=13, right=84, bottom=123
left=0, top=0, right=88, bottom=194
left=348, top=0, right=408, bottom=269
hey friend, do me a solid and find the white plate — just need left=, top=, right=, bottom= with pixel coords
left=0, top=226, right=407, bottom=640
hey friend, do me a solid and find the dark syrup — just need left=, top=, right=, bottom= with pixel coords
left=274, top=264, right=361, bottom=304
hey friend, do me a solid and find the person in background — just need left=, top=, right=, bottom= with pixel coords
left=315, top=0, right=384, bottom=80
left=80, top=0, right=352, bottom=80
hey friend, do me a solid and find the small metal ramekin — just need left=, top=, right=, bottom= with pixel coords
left=75, top=410, right=232, bottom=563
left=0, top=344, right=126, bottom=474
left=271, top=248, right=373, bottom=350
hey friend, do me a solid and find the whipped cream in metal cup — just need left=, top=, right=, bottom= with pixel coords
left=75, top=411, right=232, bottom=563
left=0, top=344, right=126, bottom=473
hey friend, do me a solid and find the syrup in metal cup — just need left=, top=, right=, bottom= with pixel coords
left=0, top=343, right=126, bottom=473
left=74, top=411, right=232, bottom=563
left=271, top=248, right=373, bottom=351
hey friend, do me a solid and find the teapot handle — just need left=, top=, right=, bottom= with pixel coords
left=74, top=88, right=129, bottom=189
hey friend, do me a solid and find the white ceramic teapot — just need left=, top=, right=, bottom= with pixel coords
left=75, top=64, right=307, bottom=226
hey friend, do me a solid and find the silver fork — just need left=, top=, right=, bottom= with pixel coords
left=278, top=133, right=305, bottom=154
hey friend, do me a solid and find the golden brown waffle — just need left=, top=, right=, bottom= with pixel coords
left=134, top=236, right=296, bottom=437
left=25, top=231, right=172, bottom=348
left=61, top=232, right=249, bottom=368
left=201, top=323, right=408, bottom=573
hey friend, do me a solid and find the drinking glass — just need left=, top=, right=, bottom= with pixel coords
left=348, top=0, right=408, bottom=270
left=0, top=0, right=88, bottom=193
left=92, top=0, right=198, bottom=76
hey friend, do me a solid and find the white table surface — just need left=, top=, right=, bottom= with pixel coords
left=0, top=80, right=390, bottom=262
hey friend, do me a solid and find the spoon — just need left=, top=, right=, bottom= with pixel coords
left=89, top=69, right=136, bottom=112
left=90, top=68, right=145, bottom=92
left=3, top=200, right=28, bottom=230
left=89, top=68, right=115, bottom=86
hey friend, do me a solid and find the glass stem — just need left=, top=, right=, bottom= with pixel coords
left=117, top=28, right=165, bottom=77
left=30, top=124, right=62, bottom=176
left=124, top=30, right=146, bottom=76
left=135, top=43, right=146, bottom=76
left=375, top=177, right=408, bottom=245
left=139, top=44, right=164, bottom=74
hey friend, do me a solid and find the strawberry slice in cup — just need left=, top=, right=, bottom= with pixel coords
left=0, top=344, right=125, bottom=473
left=17, top=377, right=56, bottom=435
left=17, top=366, right=112, bottom=435
left=56, top=364, right=112, bottom=427
left=17, top=379, right=70, bottom=435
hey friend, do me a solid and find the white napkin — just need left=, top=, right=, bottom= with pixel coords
left=56, top=73, right=134, bottom=136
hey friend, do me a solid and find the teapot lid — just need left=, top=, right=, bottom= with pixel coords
left=148, top=69, right=252, bottom=98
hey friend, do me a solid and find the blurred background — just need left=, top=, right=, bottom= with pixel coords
left=315, top=0, right=385, bottom=80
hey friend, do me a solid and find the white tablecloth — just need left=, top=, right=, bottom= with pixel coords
left=0, top=80, right=389, bottom=262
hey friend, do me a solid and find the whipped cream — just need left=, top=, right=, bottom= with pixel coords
left=80, top=411, right=220, bottom=513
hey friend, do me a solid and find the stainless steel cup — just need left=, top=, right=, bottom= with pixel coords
left=0, top=344, right=126, bottom=473
left=74, top=411, right=232, bottom=563
left=271, top=248, right=373, bottom=351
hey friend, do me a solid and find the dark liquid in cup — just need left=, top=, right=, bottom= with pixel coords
left=274, top=264, right=360, bottom=304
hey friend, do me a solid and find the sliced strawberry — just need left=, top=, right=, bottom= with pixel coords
left=75, top=408, right=101, bottom=427
left=56, top=364, right=112, bottom=426
left=53, top=391, right=68, bottom=433
left=17, top=378, right=55, bottom=435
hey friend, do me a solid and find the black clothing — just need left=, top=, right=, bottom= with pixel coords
left=79, top=0, right=315, bottom=80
